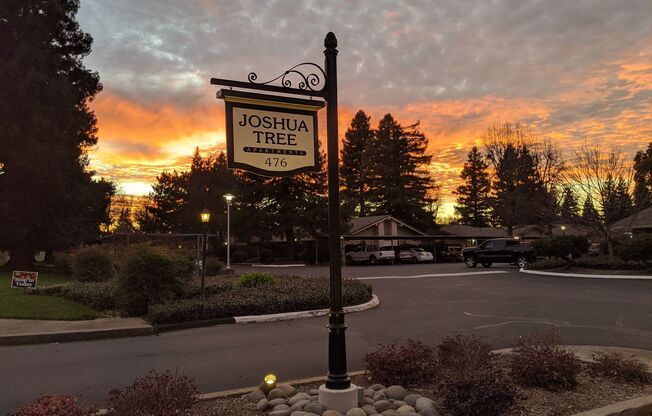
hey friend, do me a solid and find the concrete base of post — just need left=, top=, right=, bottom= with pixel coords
left=223, top=268, right=235, bottom=275
left=318, top=383, right=359, bottom=413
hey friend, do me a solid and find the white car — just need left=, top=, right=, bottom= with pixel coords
left=345, top=245, right=395, bottom=265
left=410, top=248, right=434, bottom=262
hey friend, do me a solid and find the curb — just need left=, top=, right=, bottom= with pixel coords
left=519, top=268, right=652, bottom=280
left=571, top=394, right=652, bottom=416
left=0, top=296, right=379, bottom=346
left=234, top=295, right=380, bottom=324
left=251, top=264, right=307, bottom=268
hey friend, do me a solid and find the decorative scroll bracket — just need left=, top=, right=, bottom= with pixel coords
left=211, top=62, right=327, bottom=99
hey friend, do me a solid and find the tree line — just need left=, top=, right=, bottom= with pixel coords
left=134, top=110, right=438, bottom=244
left=454, top=122, right=652, bottom=255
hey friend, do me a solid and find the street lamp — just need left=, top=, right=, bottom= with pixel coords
left=223, top=193, right=234, bottom=272
left=200, top=208, right=210, bottom=301
left=561, top=225, right=566, bottom=237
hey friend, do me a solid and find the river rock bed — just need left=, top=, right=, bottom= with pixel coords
left=247, top=383, right=439, bottom=416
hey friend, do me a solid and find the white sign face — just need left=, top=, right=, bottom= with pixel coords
left=232, top=107, right=316, bottom=174
left=220, top=91, right=324, bottom=177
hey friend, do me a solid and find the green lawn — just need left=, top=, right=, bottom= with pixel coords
left=0, top=272, right=97, bottom=320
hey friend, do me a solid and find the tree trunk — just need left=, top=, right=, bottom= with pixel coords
left=507, top=224, right=514, bottom=236
left=1, top=249, right=35, bottom=271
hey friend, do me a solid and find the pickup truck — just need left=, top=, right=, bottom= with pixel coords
left=345, top=245, right=395, bottom=265
left=462, top=238, right=534, bottom=268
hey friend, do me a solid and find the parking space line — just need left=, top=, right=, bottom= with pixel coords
left=355, top=271, right=509, bottom=280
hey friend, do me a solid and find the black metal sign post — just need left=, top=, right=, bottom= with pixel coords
left=211, top=33, right=351, bottom=392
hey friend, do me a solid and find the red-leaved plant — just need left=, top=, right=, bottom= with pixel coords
left=364, top=339, right=438, bottom=387
left=10, top=395, right=95, bottom=416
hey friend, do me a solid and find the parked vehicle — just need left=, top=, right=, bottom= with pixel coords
left=438, top=246, right=463, bottom=262
left=345, top=245, right=395, bottom=265
left=410, top=247, right=434, bottom=262
left=380, top=245, right=414, bottom=263
left=462, top=238, right=534, bottom=268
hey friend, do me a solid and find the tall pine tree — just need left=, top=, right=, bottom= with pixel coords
left=633, top=143, right=652, bottom=209
left=559, top=186, right=581, bottom=221
left=0, top=0, right=114, bottom=269
left=454, top=146, right=491, bottom=227
left=341, top=110, right=373, bottom=217
left=366, top=114, right=435, bottom=230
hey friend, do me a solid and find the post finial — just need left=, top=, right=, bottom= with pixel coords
left=324, top=32, right=337, bottom=50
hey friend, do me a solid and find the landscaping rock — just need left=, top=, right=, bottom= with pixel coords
left=372, top=391, right=387, bottom=401
left=380, top=411, right=399, bottom=416
left=369, top=384, right=386, bottom=391
left=273, top=404, right=290, bottom=411
left=414, top=397, right=435, bottom=413
left=269, top=388, right=289, bottom=400
left=418, top=408, right=438, bottom=416
left=364, top=397, right=375, bottom=405
left=288, top=393, right=311, bottom=405
left=374, top=400, right=393, bottom=412
left=385, top=386, right=407, bottom=400
left=248, top=387, right=266, bottom=402
left=346, top=408, right=367, bottom=416
left=396, top=405, right=416, bottom=413
left=279, top=384, right=297, bottom=396
left=323, top=410, right=344, bottom=416
left=289, top=399, right=310, bottom=412
left=393, top=400, right=407, bottom=408
left=309, top=395, right=319, bottom=402
left=362, top=404, right=379, bottom=415
left=269, top=410, right=290, bottom=416
left=290, top=412, right=308, bottom=416
left=403, top=394, right=421, bottom=407
left=304, top=402, right=326, bottom=415
left=309, top=389, right=320, bottom=396
left=364, top=389, right=375, bottom=398
left=269, top=398, right=287, bottom=407
left=256, top=398, right=269, bottom=411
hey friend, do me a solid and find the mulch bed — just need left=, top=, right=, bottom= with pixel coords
left=194, top=361, right=652, bottom=416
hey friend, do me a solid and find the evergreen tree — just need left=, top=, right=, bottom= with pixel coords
left=366, top=114, right=435, bottom=230
left=559, top=186, right=581, bottom=221
left=0, top=0, right=114, bottom=269
left=603, top=177, right=633, bottom=223
left=582, top=196, right=600, bottom=224
left=454, top=146, right=491, bottom=227
left=633, top=143, right=652, bottom=208
left=114, top=208, right=135, bottom=233
left=341, top=110, right=373, bottom=217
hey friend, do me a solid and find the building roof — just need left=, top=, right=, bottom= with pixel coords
left=438, top=224, right=508, bottom=238
left=348, top=215, right=427, bottom=236
left=611, top=206, right=652, bottom=230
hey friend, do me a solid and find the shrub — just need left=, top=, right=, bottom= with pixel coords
left=572, top=256, right=648, bottom=270
left=148, top=277, right=372, bottom=325
left=439, top=362, right=517, bottom=416
left=106, top=370, right=197, bottom=416
left=615, top=234, right=652, bottom=262
left=526, top=258, right=569, bottom=270
left=510, top=330, right=581, bottom=391
left=235, top=272, right=278, bottom=287
left=437, top=334, right=493, bottom=372
left=10, top=395, right=95, bottom=416
left=204, top=257, right=223, bottom=276
left=59, top=281, right=117, bottom=310
left=116, top=245, right=189, bottom=316
left=71, top=246, right=115, bottom=282
left=54, top=253, right=72, bottom=274
left=534, top=236, right=590, bottom=259
left=260, top=248, right=273, bottom=263
left=364, top=340, right=437, bottom=387
left=588, top=352, right=651, bottom=384
left=231, top=250, right=248, bottom=263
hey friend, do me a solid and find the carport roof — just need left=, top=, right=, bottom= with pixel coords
left=349, top=215, right=427, bottom=236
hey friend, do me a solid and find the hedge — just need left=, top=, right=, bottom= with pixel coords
left=147, top=277, right=372, bottom=325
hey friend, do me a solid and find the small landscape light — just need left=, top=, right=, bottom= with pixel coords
left=262, top=373, right=277, bottom=393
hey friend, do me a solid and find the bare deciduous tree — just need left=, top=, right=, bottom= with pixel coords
left=564, top=145, right=634, bottom=257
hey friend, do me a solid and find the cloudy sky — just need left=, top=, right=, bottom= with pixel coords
left=78, top=0, right=652, bottom=215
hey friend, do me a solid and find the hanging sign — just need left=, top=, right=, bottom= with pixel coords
left=217, top=90, right=324, bottom=177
